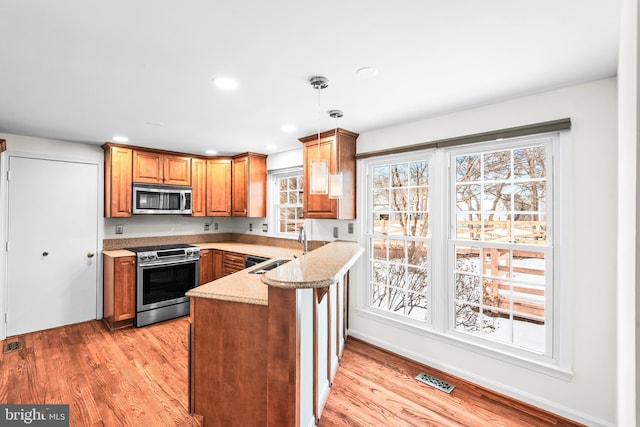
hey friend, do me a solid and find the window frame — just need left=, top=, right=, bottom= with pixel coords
left=269, top=167, right=304, bottom=239
left=357, top=131, right=573, bottom=378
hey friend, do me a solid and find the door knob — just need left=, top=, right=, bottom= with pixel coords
left=42, top=251, right=49, bottom=256
left=87, top=252, right=95, bottom=258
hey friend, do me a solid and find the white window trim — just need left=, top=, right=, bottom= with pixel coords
left=269, top=166, right=303, bottom=239
left=355, top=131, right=573, bottom=379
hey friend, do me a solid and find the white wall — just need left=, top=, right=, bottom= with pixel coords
left=348, top=78, right=618, bottom=426
left=617, top=0, right=639, bottom=425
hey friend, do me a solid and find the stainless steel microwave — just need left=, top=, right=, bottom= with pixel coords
left=132, top=183, right=192, bottom=214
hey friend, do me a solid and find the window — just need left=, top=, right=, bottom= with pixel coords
left=369, top=157, right=432, bottom=322
left=363, top=132, right=560, bottom=366
left=271, top=169, right=304, bottom=236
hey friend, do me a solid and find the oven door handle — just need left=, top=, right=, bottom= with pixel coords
left=137, top=259, right=199, bottom=269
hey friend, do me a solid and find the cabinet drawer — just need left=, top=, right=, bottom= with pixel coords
left=222, top=251, right=245, bottom=276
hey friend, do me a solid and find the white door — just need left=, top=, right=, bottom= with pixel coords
left=6, top=155, right=99, bottom=336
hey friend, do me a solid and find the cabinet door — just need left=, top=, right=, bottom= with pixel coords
left=199, top=249, right=213, bottom=285
left=164, top=154, right=191, bottom=185
left=213, top=250, right=223, bottom=280
left=105, top=145, right=132, bottom=217
left=207, top=159, right=232, bottom=216
left=303, top=137, right=337, bottom=218
left=300, top=128, right=358, bottom=219
left=114, top=256, right=136, bottom=321
left=133, top=150, right=163, bottom=183
left=191, top=158, right=207, bottom=216
left=231, top=156, right=248, bottom=216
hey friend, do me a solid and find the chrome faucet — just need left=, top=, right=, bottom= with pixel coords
left=298, top=226, right=308, bottom=255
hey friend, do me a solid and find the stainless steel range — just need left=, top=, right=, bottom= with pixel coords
left=126, top=244, right=200, bottom=327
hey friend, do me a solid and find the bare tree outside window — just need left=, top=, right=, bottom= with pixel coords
left=274, top=173, right=304, bottom=235
left=369, top=160, right=431, bottom=322
left=453, top=145, right=548, bottom=352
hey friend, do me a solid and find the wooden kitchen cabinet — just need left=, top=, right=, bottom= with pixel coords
left=206, top=158, right=232, bottom=216
left=191, top=157, right=207, bottom=216
left=300, top=128, right=358, bottom=219
left=103, top=254, right=136, bottom=329
left=231, top=153, right=267, bottom=217
left=222, top=251, right=245, bottom=276
left=103, top=144, right=133, bottom=218
left=199, top=249, right=213, bottom=285
left=133, top=149, right=191, bottom=186
left=213, top=249, right=223, bottom=280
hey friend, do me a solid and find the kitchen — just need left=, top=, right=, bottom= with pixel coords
left=0, top=1, right=634, bottom=426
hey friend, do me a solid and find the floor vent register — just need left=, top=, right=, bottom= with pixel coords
left=415, top=372, right=455, bottom=394
left=3, top=340, right=23, bottom=354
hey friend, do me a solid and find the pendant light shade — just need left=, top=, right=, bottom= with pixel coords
left=328, top=109, right=343, bottom=199
left=309, top=76, right=329, bottom=195
left=310, top=159, right=329, bottom=194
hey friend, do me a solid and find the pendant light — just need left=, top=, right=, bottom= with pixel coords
left=309, top=76, right=329, bottom=195
left=328, top=109, right=343, bottom=199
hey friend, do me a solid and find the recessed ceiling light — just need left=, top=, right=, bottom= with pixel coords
left=112, top=136, right=129, bottom=142
left=205, top=149, right=218, bottom=155
left=356, top=66, right=379, bottom=79
left=280, top=124, right=296, bottom=133
left=265, top=144, right=278, bottom=151
left=211, top=77, right=239, bottom=90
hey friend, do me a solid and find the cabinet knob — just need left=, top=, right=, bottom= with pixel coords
left=42, top=251, right=49, bottom=257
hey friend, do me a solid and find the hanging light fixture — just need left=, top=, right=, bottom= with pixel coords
left=309, top=76, right=329, bottom=195
left=328, top=109, right=343, bottom=199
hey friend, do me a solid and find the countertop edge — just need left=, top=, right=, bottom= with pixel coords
left=260, top=242, right=364, bottom=289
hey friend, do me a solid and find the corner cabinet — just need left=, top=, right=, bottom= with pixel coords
left=231, top=153, right=267, bottom=217
left=103, top=254, right=136, bottom=329
left=300, top=128, right=358, bottom=219
left=103, top=144, right=133, bottom=217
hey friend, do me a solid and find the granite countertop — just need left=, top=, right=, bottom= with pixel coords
left=104, top=240, right=364, bottom=305
left=260, top=241, right=364, bottom=289
left=186, top=246, right=300, bottom=306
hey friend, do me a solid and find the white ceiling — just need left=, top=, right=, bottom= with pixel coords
left=0, top=1, right=621, bottom=156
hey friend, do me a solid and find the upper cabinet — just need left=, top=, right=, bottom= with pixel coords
left=132, top=149, right=191, bottom=186
left=207, top=158, right=232, bottom=216
left=231, top=153, right=267, bottom=217
left=104, top=144, right=133, bottom=217
left=102, top=142, right=267, bottom=218
left=191, top=157, right=207, bottom=217
left=300, top=128, right=358, bottom=219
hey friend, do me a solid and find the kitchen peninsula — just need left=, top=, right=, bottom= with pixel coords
left=187, top=241, right=363, bottom=427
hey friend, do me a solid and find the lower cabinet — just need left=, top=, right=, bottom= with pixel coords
left=199, top=249, right=213, bottom=285
left=103, top=254, right=136, bottom=329
left=222, top=251, right=245, bottom=276
left=189, top=272, right=349, bottom=426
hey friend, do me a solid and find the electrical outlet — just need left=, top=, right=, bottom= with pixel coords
left=115, top=224, right=123, bottom=234
left=333, top=227, right=339, bottom=239
left=249, top=223, right=253, bottom=232
left=214, top=223, right=219, bottom=231
left=348, top=223, right=354, bottom=234
left=204, top=223, right=210, bottom=231
left=262, top=223, right=268, bottom=232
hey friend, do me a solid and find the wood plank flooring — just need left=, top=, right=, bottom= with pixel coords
left=0, top=318, right=581, bottom=426
left=319, top=338, right=582, bottom=427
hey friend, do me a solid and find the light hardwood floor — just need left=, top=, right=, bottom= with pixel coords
left=0, top=318, right=581, bottom=426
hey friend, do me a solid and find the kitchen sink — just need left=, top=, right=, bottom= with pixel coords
left=248, top=259, right=290, bottom=274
